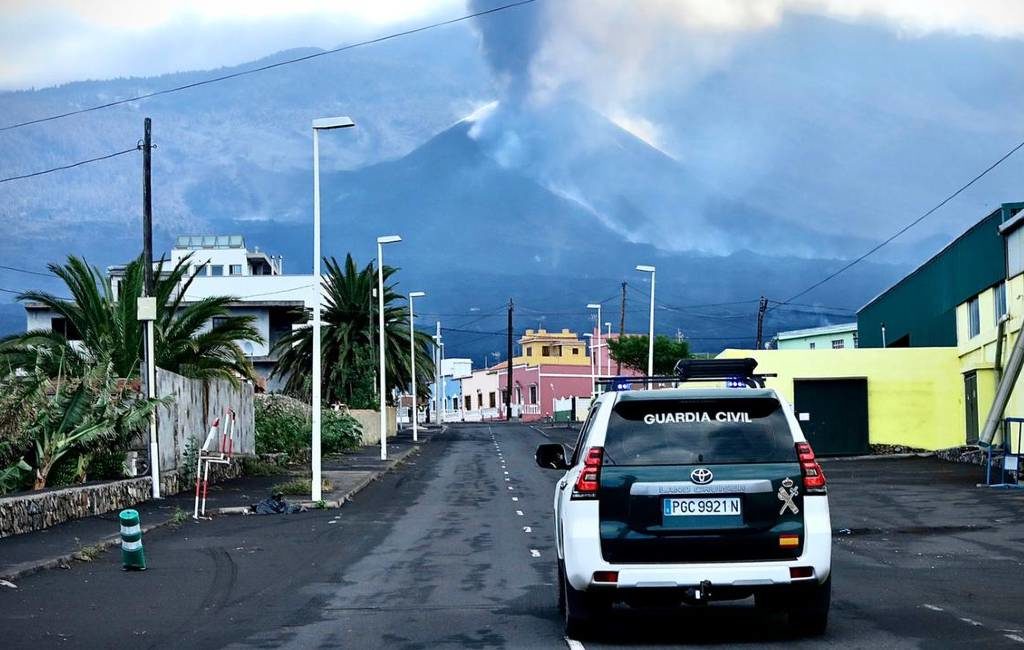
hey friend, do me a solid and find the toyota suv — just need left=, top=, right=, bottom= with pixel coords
left=535, top=363, right=831, bottom=640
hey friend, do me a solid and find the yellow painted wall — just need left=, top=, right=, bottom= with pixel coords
left=717, top=348, right=965, bottom=450
left=956, top=273, right=1024, bottom=451
left=515, top=328, right=590, bottom=367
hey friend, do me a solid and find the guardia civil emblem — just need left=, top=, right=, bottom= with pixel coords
left=777, top=477, right=800, bottom=515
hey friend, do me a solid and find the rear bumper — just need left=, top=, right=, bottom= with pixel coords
left=561, top=496, right=832, bottom=592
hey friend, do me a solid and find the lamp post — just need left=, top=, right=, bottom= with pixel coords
left=587, top=302, right=602, bottom=378
left=584, top=332, right=596, bottom=398
left=408, top=291, right=426, bottom=442
left=377, top=234, right=402, bottom=461
left=311, top=116, right=355, bottom=502
left=605, top=322, right=613, bottom=376
left=636, top=265, right=656, bottom=382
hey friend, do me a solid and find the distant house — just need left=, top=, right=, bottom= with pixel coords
left=775, top=323, right=858, bottom=350
left=25, top=234, right=315, bottom=391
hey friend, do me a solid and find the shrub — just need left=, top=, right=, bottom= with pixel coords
left=255, top=394, right=311, bottom=456
left=322, top=409, right=362, bottom=454
left=255, top=394, right=362, bottom=456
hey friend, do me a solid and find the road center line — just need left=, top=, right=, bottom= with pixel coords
left=922, top=604, right=944, bottom=612
left=516, top=510, right=524, bottom=516
left=1006, top=634, right=1024, bottom=644
left=565, top=636, right=586, bottom=650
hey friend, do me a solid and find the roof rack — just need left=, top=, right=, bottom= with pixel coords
left=595, top=358, right=775, bottom=391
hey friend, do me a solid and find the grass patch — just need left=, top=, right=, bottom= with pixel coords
left=241, top=457, right=289, bottom=477
left=73, top=537, right=105, bottom=562
left=272, top=477, right=333, bottom=496
left=170, top=507, right=189, bottom=526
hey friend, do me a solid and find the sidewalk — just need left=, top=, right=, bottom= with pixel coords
left=0, top=425, right=441, bottom=582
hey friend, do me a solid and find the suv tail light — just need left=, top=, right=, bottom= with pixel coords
left=795, top=442, right=827, bottom=494
left=571, top=446, right=604, bottom=500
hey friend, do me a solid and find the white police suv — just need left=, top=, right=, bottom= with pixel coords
left=535, top=359, right=832, bottom=640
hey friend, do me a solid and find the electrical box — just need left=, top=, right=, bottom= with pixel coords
left=137, top=296, right=157, bottom=321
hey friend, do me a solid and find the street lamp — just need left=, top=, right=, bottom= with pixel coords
left=408, top=291, right=426, bottom=443
left=377, top=235, right=402, bottom=461
left=636, top=264, right=656, bottom=381
left=604, top=322, right=613, bottom=376
left=584, top=332, right=596, bottom=398
left=587, top=303, right=602, bottom=378
left=311, top=115, right=355, bottom=502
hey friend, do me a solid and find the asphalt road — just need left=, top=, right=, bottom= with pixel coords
left=3, top=423, right=1024, bottom=649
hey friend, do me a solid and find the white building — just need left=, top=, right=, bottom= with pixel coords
left=25, top=235, right=316, bottom=391
left=775, top=322, right=859, bottom=350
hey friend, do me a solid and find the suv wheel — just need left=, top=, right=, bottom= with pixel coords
left=561, top=564, right=608, bottom=640
left=787, top=576, right=831, bottom=637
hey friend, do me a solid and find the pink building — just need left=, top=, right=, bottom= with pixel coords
left=494, top=361, right=594, bottom=421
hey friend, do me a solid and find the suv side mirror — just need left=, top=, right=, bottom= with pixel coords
left=535, top=443, right=569, bottom=470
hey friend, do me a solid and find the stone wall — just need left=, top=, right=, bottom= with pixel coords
left=0, top=459, right=241, bottom=539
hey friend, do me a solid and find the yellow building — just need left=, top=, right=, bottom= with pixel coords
left=515, top=328, right=589, bottom=366
left=955, top=272, right=1023, bottom=452
left=717, top=348, right=965, bottom=452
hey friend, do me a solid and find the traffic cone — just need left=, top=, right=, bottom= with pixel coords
left=119, top=509, right=146, bottom=570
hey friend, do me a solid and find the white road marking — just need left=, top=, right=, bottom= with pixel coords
left=507, top=486, right=514, bottom=490
left=565, top=636, right=586, bottom=649
left=1006, top=634, right=1024, bottom=644
left=505, top=477, right=510, bottom=482
left=516, top=510, right=524, bottom=516
left=523, top=526, right=532, bottom=533
left=960, top=617, right=984, bottom=627
left=504, top=471, right=509, bottom=475
left=512, top=497, right=519, bottom=501
left=922, top=604, right=944, bottom=612
left=530, top=549, right=541, bottom=557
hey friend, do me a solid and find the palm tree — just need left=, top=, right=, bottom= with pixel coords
left=272, top=254, right=435, bottom=406
left=0, top=254, right=263, bottom=383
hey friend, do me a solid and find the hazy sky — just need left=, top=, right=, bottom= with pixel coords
left=2, top=1, right=1023, bottom=91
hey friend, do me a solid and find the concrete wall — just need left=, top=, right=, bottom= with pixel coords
left=152, top=367, right=255, bottom=474
left=718, top=348, right=965, bottom=450
left=348, top=408, right=398, bottom=446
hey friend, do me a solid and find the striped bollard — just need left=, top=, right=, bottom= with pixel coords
left=119, top=509, right=146, bottom=571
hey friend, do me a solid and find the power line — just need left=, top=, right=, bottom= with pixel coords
left=780, top=136, right=1024, bottom=305
left=0, top=264, right=53, bottom=277
left=0, top=0, right=538, bottom=133
left=0, top=147, right=138, bottom=183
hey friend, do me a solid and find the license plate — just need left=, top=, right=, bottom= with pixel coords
left=663, top=497, right=742, bottom=517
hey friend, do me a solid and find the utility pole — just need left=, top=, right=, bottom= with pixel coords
left=142, top=118, right=154, bottom=295
left=617, top=281, right=626, bottom=375
left=506, top=299, right=514, bottom=421
left=755, top=296, right=768, bottom=350
left=434, top=321, right=442, bottom=423
left=140, top=117, right=159, bottom=498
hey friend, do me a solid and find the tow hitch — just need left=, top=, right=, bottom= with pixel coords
left=687, top=580, right=713, bottom=604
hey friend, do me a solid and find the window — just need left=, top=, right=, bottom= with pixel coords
left=211, top=317, right=229, bottom=330
left=526, top=346, right=532, bottom=356
left=229, top=264, right=243, bottom=276
left=604, top=398, right=796, bottom=465
left=832, top=339, right=845, bottom=349
left=808, top=342, right=816, bottom=350
left=464, top=395, right=472, bottom=410
left=529, top=385, right=538, bottom=404
left=542, top=346, right=550, bottom=357
left=210, top=265, right=225, bottom=276
left=489, top=392, right=496, bottom=408
left=477, top=393, right=485, bottom=409
left=995, top=282, right=1007, bottom=321
left=853, top=332, right=859, bottom=348
left=192, top=264, right=204, bottom=277
left=968, top=296, right=981, bottom=338
left=571, top=347, right=579, bottom=355
left=51, top=317, right=81, bottom=340
left=1008, top=228, right=1024, bottom=279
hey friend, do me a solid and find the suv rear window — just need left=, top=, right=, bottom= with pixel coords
left=604, top=397, right=796, bottom=466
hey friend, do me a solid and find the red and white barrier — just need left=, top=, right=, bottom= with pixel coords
left=193, top=408, right=238, bottom=520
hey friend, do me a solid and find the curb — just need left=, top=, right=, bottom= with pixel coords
left=822, top=452, right=935, bottom=463
left=0, top=431, right=442, bottom=584
left=1, top=517, right=175, bottom=583
left=211, top=442, right=424, bottom=514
